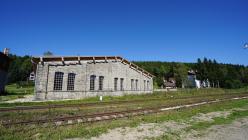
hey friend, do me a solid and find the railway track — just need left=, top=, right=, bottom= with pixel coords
left=1, top=92, right=248, bottom=113
left=2, top=94, right=248, bottom=127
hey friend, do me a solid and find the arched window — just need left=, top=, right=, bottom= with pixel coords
left=114, top=78, right=118, bottom=91
left=131, top=79, right=134, bottom=91
left=144, top=80, right=146, bottom=91
left=147, top=80, right=149, bottom=90
left=54, top=72, right=64, bottom=91
left=135, top=79, right=138, bottom=91
left=99, top=76, right=104, bottom=91
left=90, top=75, right=96, bottom=91
left=120, top=78, right=124, bottom=91
left=67, top=73, right=76, bottom=91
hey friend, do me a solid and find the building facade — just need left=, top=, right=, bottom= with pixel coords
left=0, top=49, right=10, bottom=94
left=32, top=56, right=154, bottom=100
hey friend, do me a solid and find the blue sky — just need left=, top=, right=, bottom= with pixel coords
left=0, top=0, right=248, bottom=65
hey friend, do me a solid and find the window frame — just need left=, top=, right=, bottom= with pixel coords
left=90, top=75, right=96, bottom=91
left=53, top=72, right=64, bottom=91
left=147, top=80, right=149, bottom=90
left=131, top=79, right=134, bottom=91
left=114, top=78, right=118, bottom=91
left=144, top=80, right=146, bottom=91
left=135, top=79, right=138, bottom=91
left=67, top=73, right=76, bottom=91
left=99, top=76, right=104, bottom=91
left=120, top=78, right=124, bottom=91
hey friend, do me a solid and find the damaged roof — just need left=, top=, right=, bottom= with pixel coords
left=32, top=56, right=155, bottom=78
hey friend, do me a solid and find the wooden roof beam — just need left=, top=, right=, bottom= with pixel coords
left=77, top=56, right=81, bottom=64
left=93, top=57, right=96, bottom=64
left=40, top=57, right=44, bottom=65
left=61, top=57, right=65, bottom=65
left=105, top=56, right=108, bottom=63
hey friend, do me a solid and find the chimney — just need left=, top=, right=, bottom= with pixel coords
left=3, top=48, right=9, bottom=56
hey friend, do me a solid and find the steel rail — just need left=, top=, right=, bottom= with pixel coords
left=2, top=94, right=248, bottom=127
left=1, top=92, right=247, bottom=113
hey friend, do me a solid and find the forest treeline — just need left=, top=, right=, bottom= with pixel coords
left=7, top=54, right=33, bottom=84
left=6, top=54, right=248, bottom=89
left=134, top=58, right=248, bottom=89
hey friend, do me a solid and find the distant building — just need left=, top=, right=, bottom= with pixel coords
left=0, top=48, right=10, bottom=94
left=187, top=70, right=201, bottom=88
left=187, top=70, right=212, bottom=88
left=163, top=78, right=177, bottom=89
left=201, top=79, right=211, bottom=88
left=32, top=56, right=154, bottom=100
left=29, top=72, right=35, bottom=81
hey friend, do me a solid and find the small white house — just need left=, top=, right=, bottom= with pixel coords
left=29, top=72, right=35, bottom=81
left=187, top=70, right=202, bottom=88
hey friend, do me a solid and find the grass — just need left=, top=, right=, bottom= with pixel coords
left=0, top=87, right=248, bottom=124
left=5, top=84, right=34, bottom=95
left=0, top=86, right=248, bottom=107
left=158, top=110, right=248, bottom=140
left=0, top=95, right=231, bottom=122
left=0, top=84, right=34, bottom=102
left=1, top=98, right=248, bottom=140
left=1, top=85, right=248, bottom=139
left=1, top=88, right=248, bottom=123
left=186, top=110, right=248, bottom=131
left=155, top=102, right=248, bottom=140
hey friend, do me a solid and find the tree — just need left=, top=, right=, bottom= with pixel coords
left=134, top=59, right=248, bottom=89
left=5, top=54, right=248, bottom=90
left=173, top=63, right=188, bottom=88
left=43, top=51, right=53, bottom=56
left=7, top=55, right=32, bottom=83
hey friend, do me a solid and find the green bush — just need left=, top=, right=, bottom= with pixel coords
left=17, top=81, right=34, bottom=88
left=224, top=79, right=243, bottom=89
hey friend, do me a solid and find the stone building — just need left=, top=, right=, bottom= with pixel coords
left=32, top=56, right=154, bottom=100
left=0, top=48, right=10, bottom=94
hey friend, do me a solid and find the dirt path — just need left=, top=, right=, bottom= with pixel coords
left=4, top=95, right=81, bottom=103
left=89, top=121, right=188, bottom=140
left=66, top=108, right=248, bottom=140
left=5, top=95, right=35, bottom=103
left=185, top=117, right=248, bottom=140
